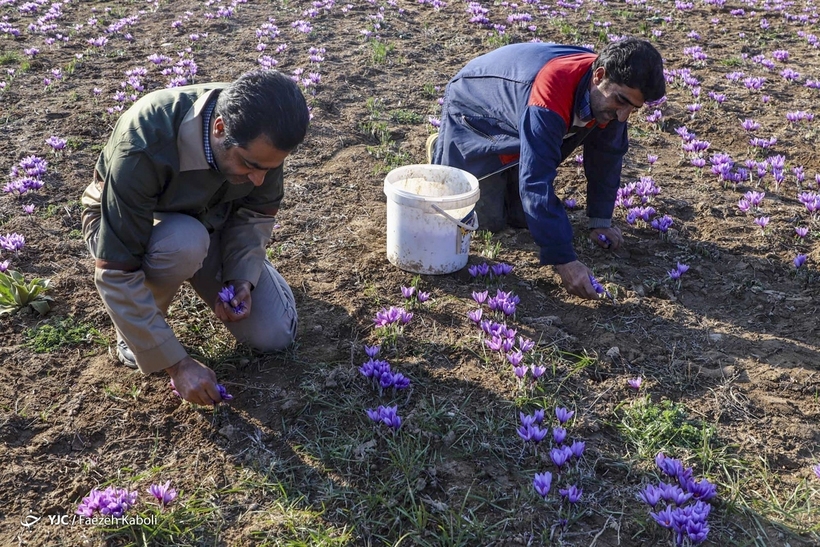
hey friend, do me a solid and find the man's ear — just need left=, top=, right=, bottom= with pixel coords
left=592, top=66, right=606, bottom=86
left=213, top=115, right=225, bottom=137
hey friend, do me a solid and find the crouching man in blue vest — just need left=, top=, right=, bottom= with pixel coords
left=429, top=38, right=665, bottom=299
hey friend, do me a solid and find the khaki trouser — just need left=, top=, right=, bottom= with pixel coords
left=85, top=211, right=297, bottom=353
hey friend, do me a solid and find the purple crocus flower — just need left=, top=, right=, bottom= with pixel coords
left=147, top=481, right=177, bottom=507
left=638, top=484, right=663, bottom=507
left=218, top=284, right=245, bottom=314
left=76, top=489, right=106, bottom=517
left=513, top=364, right=528, bottom=378
left=531, top=363, right=546, bottom=378
left=656, top=453, right=685, bottom=478
left=740, top=118, right=760, bottom=131
left=45, top=135, right=67, bottom=150
left=555, top=407, right=574, bottom=424
left=533, top=472, right=553, bottom=497
left=401, top=285, right=415, bottom=298
left=686, top=478, right=717, bottom=501
left=467, top=308, right=483, bottom=323
left=375, top=405, right=402, bottom=430
left=754, top=216, right=770, bottom=230
left=813, top=463, right=820, bottom=479
left=506, top=351, right=524, bottom=366
left=564, top=198, right=577, bottom=209
left=559, top=485, right=583, bottom=503
left=794, top=254, right=807, bottom=268
left=660, top=483, right=693, bottom=506
left=650, top=505, right=675, bottom=530
left=472, top=290, right=488, bottom=304
left=552, top=426, right=567, bottom=445
left=0, top=233, right=25, bottom=252
left=569, top=440, right=585, bottom=458
left=628, top=377, right=642, bottom=389
left=491, top=263, right=514, bottom=276
left=22, top=204, right=35, bottom=214
left=484, top=336, right=503, bottom=351
left=588, top=274, right=611, bottom=299
left=550, top=446, right=573, bottom=468
left=518, top=424, right=547, bottom=443
left=0, top=260, right=9, bottom=272
left=417, top=291, right=431, bottom=302
left=364, top=344, right=380, bottom=358
left=217, top=384, right=233, bottom=401
left=795, top=226, right=808, bottom=238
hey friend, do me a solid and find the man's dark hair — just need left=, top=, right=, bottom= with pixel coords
left=216, top=69, right=310, bottom=152
left=592, top=38, right=666, bottom=102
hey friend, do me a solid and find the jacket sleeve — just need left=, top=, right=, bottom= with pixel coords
left=518, top=105, right=577, bottom=265
left=220, top=166, right=284, bottom=286
left=583, top=120, right=628, bottom=227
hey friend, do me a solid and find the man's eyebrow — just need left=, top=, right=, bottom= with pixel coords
left=240, top=154, right=278, bottom=170
left=618, top=92, right=642, bottom=109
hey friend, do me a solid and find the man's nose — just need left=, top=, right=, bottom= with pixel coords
left=249, top=170, right=267, bottom=186
left=618, top=106, right=634, bottom=122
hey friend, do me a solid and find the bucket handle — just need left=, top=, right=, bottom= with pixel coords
left=430, top=204, right=478, bottom=231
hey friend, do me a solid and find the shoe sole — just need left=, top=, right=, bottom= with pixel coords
left=426, top=133, right=439, bottom=164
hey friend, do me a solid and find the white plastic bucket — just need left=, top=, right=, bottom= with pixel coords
left=383, top=164, right=480, bottom=274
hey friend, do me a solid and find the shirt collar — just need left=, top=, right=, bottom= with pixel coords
left=176, top=87, right=224, bottom=172
left=202, top=97, right=219, bottom=172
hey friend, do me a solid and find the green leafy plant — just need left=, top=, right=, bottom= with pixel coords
left=25, top=316, right=106, bottom=353
left=0, top=270, right=54, bottom=315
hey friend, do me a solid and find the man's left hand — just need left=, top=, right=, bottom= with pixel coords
left=590, top=225, right=623, bottom=251
left=215, top=279, right=252, bottom=322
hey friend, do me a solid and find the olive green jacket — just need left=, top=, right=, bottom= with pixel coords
left=81, top=84, right=284, bottom=373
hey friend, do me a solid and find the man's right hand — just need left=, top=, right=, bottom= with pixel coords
left=554, top=260, right=598, bottom=300
left=165, top=356, right=222, bottom=406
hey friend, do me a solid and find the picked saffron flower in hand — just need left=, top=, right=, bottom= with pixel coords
left=588, top=274, right=612, bottom=300
left=217, top=384, right=233, bottom=401
left=147, top=480, right=177, bottom=507
left=218, top=284, right=245, bottom=314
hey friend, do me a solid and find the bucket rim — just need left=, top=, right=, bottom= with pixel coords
left=384, top=164, right=479, bottom=207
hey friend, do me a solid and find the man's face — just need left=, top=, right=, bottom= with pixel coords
left=588, top=66, right=645, bottom=125
left=211, top=116, right=289, bottom=186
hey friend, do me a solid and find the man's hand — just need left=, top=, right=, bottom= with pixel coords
left=166, top=356, right=222, bottom=406
left=215, top=279, right=252, bottom=323
left=590, top=225, right=623, bottom=250
left=554, top=260, right=599, bottom=299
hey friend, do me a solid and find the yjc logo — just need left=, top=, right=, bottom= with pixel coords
left=20, top=515, right=41, bottom=528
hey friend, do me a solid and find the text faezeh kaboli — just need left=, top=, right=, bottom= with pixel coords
left=37, top=514, right=158, bottom=527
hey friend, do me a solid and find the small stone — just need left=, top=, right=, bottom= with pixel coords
left=606, top=347, right=620, bottom=359
left=708, top=333, right=723, bottom=342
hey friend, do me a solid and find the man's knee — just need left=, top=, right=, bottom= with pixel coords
left=144, top=216, right=210, bottom=278
left=244, top=310, right=298, bottom=352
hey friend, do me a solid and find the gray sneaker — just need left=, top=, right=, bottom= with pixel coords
left=115, top=337, right=138, bottom=369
